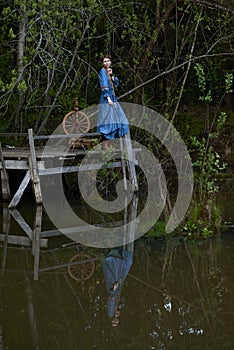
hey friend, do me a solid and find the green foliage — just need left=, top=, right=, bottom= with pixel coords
left=0, top=0, right=233, bottom=131
left=180, top=59, right=230, bottom=238
left=147, top=221, right=166, bottom=238
left=186, top=112, right=227, bottom=236
left=194, top=63, right=212, bottom=103
left=182, top=200, right=222, bottom=238
left=225, top=72, right=233, bottom=93
left=191, top=135, right=226, bottom=199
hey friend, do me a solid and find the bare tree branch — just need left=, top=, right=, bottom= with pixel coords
left=118, top=52, right=234, bottom=101
left=170, top=10, right=203, bottom=123
left=192, top=0, right=234, bottom=13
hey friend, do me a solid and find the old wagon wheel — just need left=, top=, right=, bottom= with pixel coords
left=62, top=110, right=90, bottom=134
left=67, top=253, right=95, bottom=282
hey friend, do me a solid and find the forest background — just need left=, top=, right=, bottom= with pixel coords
left=0, top=0, right=233, bottom=237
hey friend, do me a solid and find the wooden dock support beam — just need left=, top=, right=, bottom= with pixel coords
left=33, top=205, right=43, bottom=281
left=124, top=132, right=138, bottom=191
left=8, top=171, right=30, bottom=208
left=28, top=129, right=42, bottom=205
left=0, top=142, right=11, bottom=200
left=1, top=205, right=10, bottom=274
left=2, top=128, right=138, bottom=208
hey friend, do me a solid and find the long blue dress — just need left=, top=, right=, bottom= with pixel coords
left=97, top=67, right=129, bottom=140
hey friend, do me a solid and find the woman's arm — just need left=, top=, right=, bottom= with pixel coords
left=99, top=69, right=111, bottom=98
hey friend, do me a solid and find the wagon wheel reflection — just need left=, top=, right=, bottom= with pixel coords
left=67, top=252, right=95, bottom=282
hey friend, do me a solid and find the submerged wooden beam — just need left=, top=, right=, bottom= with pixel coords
left=9, top=208, right=32, bottom=239
left=1, top=206, right=10, bottom=274
left=33, top=205, right=43, bottom=280
left=40, top=220, right=124, bottom=238
left=39, top=256, right=101, bottom=272
left=0, top=234, right=47, bottom=248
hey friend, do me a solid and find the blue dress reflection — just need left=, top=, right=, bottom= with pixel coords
left=102, top=247, right=133, bottom=327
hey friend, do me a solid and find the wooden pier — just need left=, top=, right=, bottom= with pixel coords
left=1, top=192, right=139, bottom=280
left=1, top=127, right=139, bottom=280
left=0, top=129, right=139, bottom=208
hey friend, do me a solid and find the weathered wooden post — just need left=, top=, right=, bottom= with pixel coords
left=123, top=132, right=139, bottom=191
left=119, top=137, right=128, bottom=191
left=1, top=205, right=11, bottom=274
left=28, top=129, right=42, bottom=205
left=33, top=205, right=43, bottom=281
left=0, top=142, right=11, bottom=200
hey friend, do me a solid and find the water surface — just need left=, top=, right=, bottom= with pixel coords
left=0, top=201, right=233, bottom=350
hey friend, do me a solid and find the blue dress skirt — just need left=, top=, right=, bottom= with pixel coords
left=97, top=68, right=129, bottom=140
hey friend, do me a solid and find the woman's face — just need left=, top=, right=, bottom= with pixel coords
left=103, top=57, right=111, bottom=69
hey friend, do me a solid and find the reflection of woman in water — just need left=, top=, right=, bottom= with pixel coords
left=97, top=55, right=129, bottom=149
left=102, top=247, right=133, bottom=327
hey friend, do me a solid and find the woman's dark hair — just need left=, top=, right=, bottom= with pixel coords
left=101, top=54, right=111, bottom=63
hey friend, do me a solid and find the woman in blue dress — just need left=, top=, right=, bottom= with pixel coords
left=97, top=55, right=129, bottom=148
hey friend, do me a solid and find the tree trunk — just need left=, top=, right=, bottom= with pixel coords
left=12, top=2, right=27, bottom=131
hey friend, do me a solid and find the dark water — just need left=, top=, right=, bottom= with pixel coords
left=0, top=200, right=233, bottom=350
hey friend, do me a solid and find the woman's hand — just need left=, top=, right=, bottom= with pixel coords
left=107, top=96, right=113, bottom=105
left=108, top=68, right=115, bottom=81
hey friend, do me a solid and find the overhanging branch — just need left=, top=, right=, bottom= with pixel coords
left=118, top=52, right=234, bottom=100
left=192, top=0, right=234, bottom=13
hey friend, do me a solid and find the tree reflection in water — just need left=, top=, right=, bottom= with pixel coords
left=0, top=200, right=233, bottom=349
left=128, top=236, right=232, bottom=350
